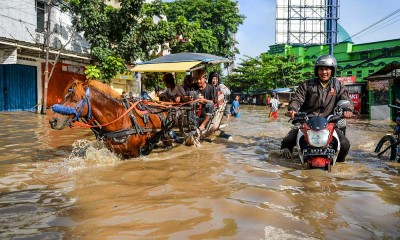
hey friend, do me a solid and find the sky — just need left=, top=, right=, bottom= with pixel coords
left=235, top=0, right=400, bottom=61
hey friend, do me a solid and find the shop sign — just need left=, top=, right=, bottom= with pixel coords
left=349, top=93, right=361, bottom=113
left=368, top=80, right=389, bottom=91
left=337, top=76, right=356, bottom=85
left=0, top=48, right=17, bottom=64
left=116, top=71, right=133, bottom=80
left=61, top=65, right=84, bottom=75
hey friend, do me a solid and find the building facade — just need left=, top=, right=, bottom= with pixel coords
left=0, top=0, right=91, bottom=112
left=269, top=38, right=400, bottom=119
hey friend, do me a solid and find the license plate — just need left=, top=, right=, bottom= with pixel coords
left=303, top=148, right=336, bottom=156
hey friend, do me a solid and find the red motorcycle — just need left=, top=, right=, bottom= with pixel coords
left=292, top=100, right=351, bottom=172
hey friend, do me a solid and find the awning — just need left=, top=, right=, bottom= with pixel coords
left=272, top=88, right=291, bottom=93
left=131, top=61, right=202, bottom=72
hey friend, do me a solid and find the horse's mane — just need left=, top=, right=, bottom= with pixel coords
left=64, top=79, right=122, bottom=100
left=88, top=80, right=122, bottom=99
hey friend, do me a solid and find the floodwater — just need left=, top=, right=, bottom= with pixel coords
left=0, top=106, right=399, bottom=240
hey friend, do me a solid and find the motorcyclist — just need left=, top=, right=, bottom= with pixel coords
left=281, top=54, right=354, bottom=162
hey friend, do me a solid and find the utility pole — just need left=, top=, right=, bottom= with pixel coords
left=326, top=0, right=339, bottom=55
left=41, top=0, right=52, bottom=114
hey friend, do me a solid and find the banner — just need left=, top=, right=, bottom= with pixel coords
left=0, top=48, right=17, bottom=64
left=368, top=80, right=389, bottom=91
left=349, top=93, right=361, bottom=113
left=337, top=76, right=356, bottom=85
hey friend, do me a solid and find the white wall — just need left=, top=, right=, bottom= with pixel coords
left=0, top=0, right=89, bottom=54
left=0, top=0, right=37, bottom=42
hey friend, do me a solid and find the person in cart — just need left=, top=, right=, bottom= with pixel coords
left=188, top=69, right=217, bottom=131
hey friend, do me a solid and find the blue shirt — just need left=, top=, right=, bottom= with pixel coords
left=231, top=100, right=239, bottom=113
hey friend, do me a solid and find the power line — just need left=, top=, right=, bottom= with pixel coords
left=302, top=7, right=400, bottom=55
left=342, top=8, right=400, bottom=42
left=0, top=2, right=37, bottom=18
left=0, top=13, right=35, bottom=27
left=357, top=15, right=400, bottom=39
left=0, top=24, right=16, bottom=40
left=0, top=3, right=75, bottom=29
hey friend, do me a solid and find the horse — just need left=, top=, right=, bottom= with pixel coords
left=49, top=79, right=175, bottom=158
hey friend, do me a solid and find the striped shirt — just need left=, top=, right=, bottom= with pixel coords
left=270, top=98, right=280, bottom=112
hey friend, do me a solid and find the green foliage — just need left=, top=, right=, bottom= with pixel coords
left=226, top=52, right=313, bottom=93
left=66, top=0, right=244, bottom=86
left=164, top=0, right=245, bottom=59
left=84, top=65, right=102, bottom=80
left=142, top=72, right=164, bottom=91
left=142, top=72, right=186, bottom=91
left=66, top=0, right=175, bottom=82
left=143, top=0, right=244, bottom=88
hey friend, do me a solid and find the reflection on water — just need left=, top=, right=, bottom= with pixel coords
left=0, top=108, right=399, bottom=239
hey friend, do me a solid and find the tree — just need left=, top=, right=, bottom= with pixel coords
left=66, top=0, right=244, bottom=88
left=41, top=0, right=81, bottom=114
left=164, top=0, right=245, bottom=59
left=66, top=0, right=176, bottom=83
left=226, top=52, right=312, bottom=93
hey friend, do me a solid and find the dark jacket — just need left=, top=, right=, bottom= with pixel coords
left=288, top=77, right=353, bottom=117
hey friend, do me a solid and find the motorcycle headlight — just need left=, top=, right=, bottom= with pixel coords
left=306, top=129, right=330, bottom=147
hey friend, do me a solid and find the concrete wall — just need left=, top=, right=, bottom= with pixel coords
left=371, top=105, right=390, bottom=120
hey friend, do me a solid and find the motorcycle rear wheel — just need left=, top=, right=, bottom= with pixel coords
left=375, top=135, right=397, bottom=161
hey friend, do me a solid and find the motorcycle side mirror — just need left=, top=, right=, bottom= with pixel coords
left=336, top=100, right=351, bottom=109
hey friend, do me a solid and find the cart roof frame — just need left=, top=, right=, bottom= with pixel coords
left=131, top=52, right=232, bottom=72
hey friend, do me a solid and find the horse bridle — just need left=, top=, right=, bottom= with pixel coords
left=52, top=87, right=92, bottom=122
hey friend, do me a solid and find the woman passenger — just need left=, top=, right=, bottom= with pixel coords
left=208, top=71, right=231, bottom=120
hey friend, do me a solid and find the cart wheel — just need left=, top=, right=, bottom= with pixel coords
left=375, top=135, right=397, bottom=161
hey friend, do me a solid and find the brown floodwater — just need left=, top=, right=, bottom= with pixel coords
left=0, top=106, right=399, bottom=239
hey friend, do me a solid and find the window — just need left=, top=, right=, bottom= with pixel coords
left=36, top=1, right=45, bottom=33
left=356, top=70, right=362, bottom=78
left=368, top=69, right=375, bottom=75
left=371, top=90, right=389, bottom=106
left=336, top=71, right=342, bottom=76
left=360, top=52, right=369, bottom=60
left=346, top=71, right=352, bottom=76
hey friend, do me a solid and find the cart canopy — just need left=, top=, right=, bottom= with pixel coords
left=131, top=52, right=231, bottom=72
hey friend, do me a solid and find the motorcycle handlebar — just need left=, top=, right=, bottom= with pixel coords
left=290, top=112, right=343, bottom=125
left=327, top=115, right=342, bottom=123
left=290, top=112, right=308, bottom=124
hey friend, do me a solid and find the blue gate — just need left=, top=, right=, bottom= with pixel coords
left=0, top=64, right=37, bottom=111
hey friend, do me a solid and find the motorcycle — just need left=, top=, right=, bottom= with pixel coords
left=374, top=105, right=400, bottom=162
left=291, top=100, right=351, bottom=172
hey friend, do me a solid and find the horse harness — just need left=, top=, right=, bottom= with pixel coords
left=99, top=99, right=175, bottom=143
left=53, top=86, right=176, bottom=147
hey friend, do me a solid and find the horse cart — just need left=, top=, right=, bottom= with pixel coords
left=49, top=53, right=231, bottom=158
